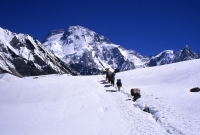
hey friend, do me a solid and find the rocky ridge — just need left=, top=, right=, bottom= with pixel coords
left=0, top=27, right=78, bottom=77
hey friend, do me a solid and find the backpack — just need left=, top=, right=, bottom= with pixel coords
left=116, top=79, right=122, bottom=86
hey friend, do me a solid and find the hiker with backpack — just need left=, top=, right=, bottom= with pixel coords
left=116, top=79, right=122, bottom=91
left=107, top=71, right=112, bottom=83
left=105, top=68, right=109, bottom=81
left=110, top=72, right=116, bottom=86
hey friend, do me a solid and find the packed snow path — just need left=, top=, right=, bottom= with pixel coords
left=0, top=59, right=200, bottom=135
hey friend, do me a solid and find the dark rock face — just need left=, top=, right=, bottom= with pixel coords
left=148, top=59, right=157, bottom=67
left=12, top=58, right=37, bottom=76
left=0, top=28, right=78, bottom=77
left=67, top=51, right=100, bottom=75
left=0, top=67, right=9, bottom=74
left=173, top=45, right=198, bottom=63
left=118, top=60, right=135, bottom=71
left=79, top=51, right=96, bottom=67
left=69, top=48, right=135, bottom=75
left=69, top=63, right=105, bottom=75
left=94, top=33, right=111, bottom=43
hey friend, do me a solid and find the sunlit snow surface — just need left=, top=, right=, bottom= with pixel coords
left=0, top=59, right=200, bottom=135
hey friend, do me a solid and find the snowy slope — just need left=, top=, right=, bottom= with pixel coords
left=116, top=59, right=200, bottom=135
left=0, top=59, right=200, bottom=135
left=0, top=27, right=78, bottom=77
left=43, top=26, right=148, bottom=75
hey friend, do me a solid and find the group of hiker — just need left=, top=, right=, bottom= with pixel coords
left=105, top=68, right=122, bottom=91
left=105, top=68, right=141, bottom=101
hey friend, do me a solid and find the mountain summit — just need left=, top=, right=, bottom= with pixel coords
left=148, top=45, right=198, bottom=67
left=43, top=26, right=148, bottom=75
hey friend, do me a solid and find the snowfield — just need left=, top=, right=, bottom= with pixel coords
left=0, top=59, right=200, bottom=135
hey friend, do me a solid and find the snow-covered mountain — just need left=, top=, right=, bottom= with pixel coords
left=43, top=26, right=148, bottom=75
left=0, top=27, right=78, bottom=77
left=2, top=25, right=197, bottom=76
left=147, top=50, right=175, bottom=67
left=148, top=45, right=198, bottom=67
left=173, top=45, right=198, bottom=62
left=43, top=26, right=199, bottom=75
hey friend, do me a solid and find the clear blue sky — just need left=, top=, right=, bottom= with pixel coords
left=0, top=0, right=200, bottom=56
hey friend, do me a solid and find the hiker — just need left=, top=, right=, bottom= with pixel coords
left=114, top=68, right=120, bottom=73
left=105, top=68, right=109, bottom=81
left=107, top=71, right=112, bottom=83
left=116, top=79, right=122, bottom=91
left=110, top=72, right=116, bottom=86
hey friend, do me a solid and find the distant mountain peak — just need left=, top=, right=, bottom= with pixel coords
left=43, top=26, right=147, bottom=74
left=185, top=45, right=190, bottom=48
left=67, top=25, right=111, bottom=43
left=43, top=26, right=199, bottom=74
left=68, top=25, right=88, bottom=31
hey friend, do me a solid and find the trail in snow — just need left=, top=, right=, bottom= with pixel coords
left=98, top=77, right=168, bottom=135
left=100, top=73, right=199, bottom=135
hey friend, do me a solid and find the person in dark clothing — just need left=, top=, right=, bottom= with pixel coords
left=105, top=68, right=109, bottom=81
left=108, top=71, right=112, bottom=83
left=116, top=79, right=122, bottom=91
left=106, top=72, right=108, bottom=81
left=110, top=72, right=116, bottom=86
left=114, top=68, right=120, bottom=73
